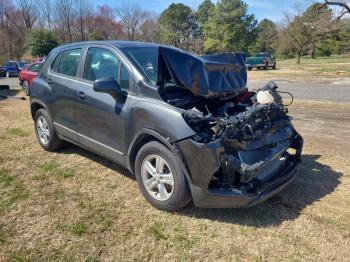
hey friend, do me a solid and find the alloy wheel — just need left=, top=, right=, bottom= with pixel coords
left=141, top=154, right=174, bottom=201
left=36, top=116, right=50, bottom=145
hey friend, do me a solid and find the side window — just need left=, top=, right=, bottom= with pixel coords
left=51, top=53, right=61, bottom=73
left=28, top=63, right=42, bottom=72
left=119, top=64, right=129, bottom=90
left=84, top=48, right=120, bottom=81
left=57, top=49, right=82, bottom=77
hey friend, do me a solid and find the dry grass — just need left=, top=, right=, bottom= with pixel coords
left=0, top=91, right=350, bottom=261
left=249, top=56, right=350, bottom=79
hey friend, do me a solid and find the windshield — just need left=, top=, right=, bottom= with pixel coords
left=121, top=47, right=159, bottom=85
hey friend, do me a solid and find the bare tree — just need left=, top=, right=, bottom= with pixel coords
left=138, top=15, right=159, bottom=42
left=55, top=0, right=75, bottom=42
left=319, top=1, right=350, bottom=18
left=282, top=10, right=314, bottom=64
left=116, top=1, right=146, bottom=40
left=0, top=0, right=26, bottom=62
left=280, top=3, right=337, bottom=64
left=41, top=0, right=52, bottom=30
left=17, top=0, right=37, bottom=30
left=87, top=5, right=125, bottom=40
left=75, top=0, right=93, bottom=41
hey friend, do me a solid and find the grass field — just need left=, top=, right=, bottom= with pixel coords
left=249, top=56, right=350, bottom=79
left=1, top=87, right=350, bottom=261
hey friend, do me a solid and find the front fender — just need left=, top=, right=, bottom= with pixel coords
left=125, top=98, right=195, bottom=146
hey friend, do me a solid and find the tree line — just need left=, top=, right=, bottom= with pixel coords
left=0, top=0, right=349, bottom=65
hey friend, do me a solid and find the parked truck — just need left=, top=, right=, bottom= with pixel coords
left=246, top=52, right=276, bottom=70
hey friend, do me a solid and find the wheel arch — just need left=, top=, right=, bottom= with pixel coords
left=30, top=99, right=49, bottom=120
left=126, top=128, right=193, bottom=184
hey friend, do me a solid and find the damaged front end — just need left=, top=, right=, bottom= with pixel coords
left=176, top=83, right=303, bottom=208
left=155, top=48, right=303, bottom=208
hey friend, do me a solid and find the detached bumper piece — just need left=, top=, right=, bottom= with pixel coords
left=178, top=126, right=303, bottom=208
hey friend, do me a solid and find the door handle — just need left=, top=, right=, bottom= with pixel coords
left=47, top=78, right=52, bottom=85
left=77, top=91, right=86, bottom=99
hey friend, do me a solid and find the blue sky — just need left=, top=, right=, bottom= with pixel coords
left=96, top=0, right=311, bottom=23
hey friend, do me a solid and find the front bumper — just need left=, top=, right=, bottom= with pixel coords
left=177, top=125, right=303, bottom=208
left=189, top=159, right=299, bottom=208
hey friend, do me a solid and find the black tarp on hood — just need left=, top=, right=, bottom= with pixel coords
left=157, top=47, right=247, bottom=98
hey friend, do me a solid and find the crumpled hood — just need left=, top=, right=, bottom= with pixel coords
left=158, top=47, right=247, bottom=98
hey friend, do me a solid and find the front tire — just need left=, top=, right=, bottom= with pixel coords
left=34, top=109, right=64, bottom=151
left=135, top=141, right=191, bottom=211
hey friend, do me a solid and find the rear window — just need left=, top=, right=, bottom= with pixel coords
left=55, top=49, right=82, bottom=77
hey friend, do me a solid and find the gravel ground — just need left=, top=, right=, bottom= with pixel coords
left=0, top=77, right=21, bottom=89
left=248, top=77, right=350, bottom=103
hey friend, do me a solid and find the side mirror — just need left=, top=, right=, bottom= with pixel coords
left=93, top=77, right=125, bottom=103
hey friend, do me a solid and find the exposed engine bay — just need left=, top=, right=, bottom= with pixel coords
left=165, top=81, right=303, bottom=201
left=180, top=81, right=291, bottom=144
left=155, top=48, right=303, bottom=206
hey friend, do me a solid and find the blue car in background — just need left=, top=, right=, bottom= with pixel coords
left=3, top=61, right=20, bottom=77
left=1, top=60, right=29, bottom=78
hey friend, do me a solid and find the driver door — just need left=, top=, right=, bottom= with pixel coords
left=74, top=46, right=132, bottom=164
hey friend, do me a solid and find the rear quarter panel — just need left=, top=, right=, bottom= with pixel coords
left=30, top=77, right=56, bottom=119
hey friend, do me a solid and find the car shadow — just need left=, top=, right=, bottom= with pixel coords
left=58, top=143, right=135, bottom=181
left=57, top=146, right=341, bottom=227
left=0, top=88, right=22, bottom=101
left=179, top=154, right=342, bottom=227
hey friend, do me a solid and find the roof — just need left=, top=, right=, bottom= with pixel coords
left=54, top=40, right=162, bottom=50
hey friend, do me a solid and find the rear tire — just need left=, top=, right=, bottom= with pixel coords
left=34, top=109, right=64, bottom=151
left=272, top=63, right=276, bottom=70
left=135, top=141, right=191, bottom=211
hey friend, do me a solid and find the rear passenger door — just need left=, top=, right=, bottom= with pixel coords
left=48, top=48, right=83, bottom=141
left=74, top=46, right=132, bottom=164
